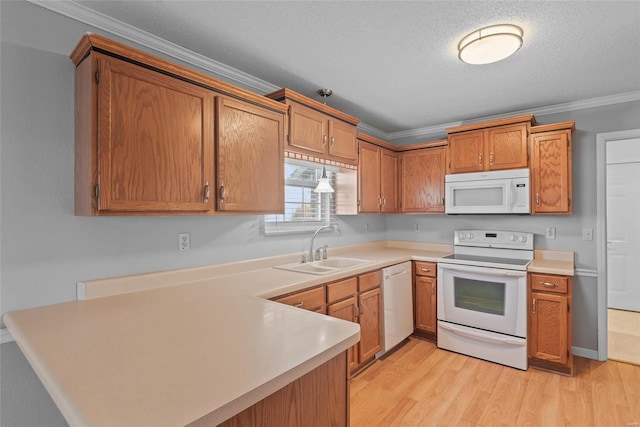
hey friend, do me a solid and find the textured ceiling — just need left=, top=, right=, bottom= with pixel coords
left=74, top=1, right=640, bottom=135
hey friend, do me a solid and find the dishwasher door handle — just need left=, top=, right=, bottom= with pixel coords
left=384, top=270, right=410, bottom=280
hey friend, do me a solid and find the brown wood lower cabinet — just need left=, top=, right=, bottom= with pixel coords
left=215, top=351, right=348, bottom=427
left=528, top=272, right=573, bottom=375
left=413, top=261, right=438, bottom=338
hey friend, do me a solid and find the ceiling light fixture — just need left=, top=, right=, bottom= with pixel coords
left=314, top=166, right=334, bottom=193
left=317, top=88, right=333, bottom=105
left=458, top=24, right=523, bottom=65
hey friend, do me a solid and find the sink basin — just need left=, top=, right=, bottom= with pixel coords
left=274, top=257, right=374, bottom=275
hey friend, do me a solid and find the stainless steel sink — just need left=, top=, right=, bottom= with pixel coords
left=274, top=257, right=374, bottom=275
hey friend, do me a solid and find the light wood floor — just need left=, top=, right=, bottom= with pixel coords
left=350, top=338, right=640, bottom=427
left=609, top=308, right=640, bottom=366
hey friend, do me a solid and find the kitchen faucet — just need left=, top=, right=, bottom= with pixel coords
left=307, top=225, right=333, bottom=262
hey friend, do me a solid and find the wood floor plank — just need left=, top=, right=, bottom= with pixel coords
left=350, top=338, right=640, bottom=427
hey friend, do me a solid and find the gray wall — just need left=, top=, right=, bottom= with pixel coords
left=387, top=100, right=640, bottom=351
left=1, top=1, right=639, bottom=425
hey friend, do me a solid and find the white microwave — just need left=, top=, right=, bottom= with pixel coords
left=445, top=168, right=530, bottom=214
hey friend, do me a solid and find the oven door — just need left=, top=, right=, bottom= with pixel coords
left=437, top=263, right=527, bottom=337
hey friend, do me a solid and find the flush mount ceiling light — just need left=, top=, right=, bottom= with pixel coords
left=458, top=24, right=524, bottom=65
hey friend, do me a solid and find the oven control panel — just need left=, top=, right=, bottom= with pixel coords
left=454, top=230, right=534, bottom=250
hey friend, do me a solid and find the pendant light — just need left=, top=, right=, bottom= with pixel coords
left=314, top=166, right=334, bottom=193
left=458, top=24, right=523, bottom=65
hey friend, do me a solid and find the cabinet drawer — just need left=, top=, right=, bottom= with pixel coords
left=273, top=286, right=325, bottom=311
left=327, top=277, right=358, bottom=304
left=415, top=261, right=437, bottom=277
left=530, top=274, right=568, bottom=294
left=358, top=270, right=382, bottom=293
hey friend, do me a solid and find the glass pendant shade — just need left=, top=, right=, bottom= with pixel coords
left=458, top=24, right=523, bottom=65
left=314, top=166, right=334, bottom=193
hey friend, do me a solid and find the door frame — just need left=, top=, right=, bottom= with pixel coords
left=596, top=128, right=640, bottom=360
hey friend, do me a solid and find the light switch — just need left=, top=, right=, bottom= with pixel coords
left=583, top=228, right=593, bottom=241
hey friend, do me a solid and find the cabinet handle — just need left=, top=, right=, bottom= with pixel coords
left=383, top=197, right=386, bottom=206
left=420, top=268, right=431, bottom=273
left=353, top=303, right=359, bottom=318
left=360, top=303, right=365, bottom=315
left=293, top=302, right=304, bottom=308
left=441, top=197, right=445, bottom=206
left=489, top=152, right=494, bottom=165
left=203, top=182, right=210, bottom=203
left=378, top=197, right=382, bottom=206
left=219, top=182, right=226, bottom=202
left=532, top=298, right=536, bottom=314
left=478, top=154, right=483, bottom=165
left=536, top=193, right=540, bottom=207
left=323, top=135, right=327, bottom=146
left=431, top=282, right=435, bottom=295
left=331, top=136, right=335, bottom=147
left=540, top=281, right=558, bottom=288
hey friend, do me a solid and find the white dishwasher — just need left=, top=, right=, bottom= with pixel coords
left=376, top=261, right=413, bottom=358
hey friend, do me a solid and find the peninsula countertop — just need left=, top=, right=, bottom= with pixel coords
left=3, top=240, right=574, bottom=426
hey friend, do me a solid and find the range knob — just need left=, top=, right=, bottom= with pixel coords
left=468, top=233, right=475, bottom=239
left=459, top=233, right=467, bottom=240
left=520, top=236, right=527, bottom=243
left=510, top=234, right=518, bottom=241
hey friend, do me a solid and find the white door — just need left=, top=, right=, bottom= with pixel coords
left=607, top=137, right=640, bottom=311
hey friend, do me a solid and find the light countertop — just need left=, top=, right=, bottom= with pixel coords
left=3, top=240, right=573, bottom=426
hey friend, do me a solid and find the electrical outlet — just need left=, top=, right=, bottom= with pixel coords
left=583, top=228, right=593, bottom=241
left=178, top=233, right=190, bottom=251
left=546, top=227, right=556, bottom=239
left=415, top=223, right=421, bottom=233
left=365, top=223, right=369, bottom=232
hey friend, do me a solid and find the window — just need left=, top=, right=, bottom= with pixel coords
left=264, top=159, right=337, bottom=235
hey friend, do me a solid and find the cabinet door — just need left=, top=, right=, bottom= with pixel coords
left=328, top=119, right=358, bottom=162
left=414, top=276, right=437, bottom=334
left=400, top=148, right=446, bottom=213
left=529, top=292, right=568, bottom=364
left=531, top=131, right=571, bottom=213
left=380, top=149, right=399, bottom=213
left=358, top=142, right=381, bottom=213
left=216, top=97, right=284, bottom=213
left=328, top=296, right=359, bottom=373
left=288, top=101, right=328, bottom=155
left=486, top=124, right=529, bottom=171
left=98, top=55, right=214, bottom=212
left=358, top=288, right=382, bottom=362
left=448, top=130, right=485, bottom=173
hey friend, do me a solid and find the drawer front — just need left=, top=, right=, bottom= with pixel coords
left=327, top=277, right=358, bottom=304
left=415, top=261, right=437, bottom=277
left=273, top=286, right=325, bottom=311
left=530, top=274, right=568, bottom=294
left=358, top=270, right=382, bottom=293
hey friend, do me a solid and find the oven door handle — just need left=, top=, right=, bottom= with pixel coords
left=439, top=323, right=524, bottom=346
left=439, top=264, right=526, bottom=277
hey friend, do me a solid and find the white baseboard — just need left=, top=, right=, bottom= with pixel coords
left=572, top=346, right=598, bottom=359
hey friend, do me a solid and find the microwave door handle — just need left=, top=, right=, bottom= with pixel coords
left=440, top=264, right=526, bottom=277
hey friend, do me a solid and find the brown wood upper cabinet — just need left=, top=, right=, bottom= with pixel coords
left=400, top=147, right=446, bottom=213
left=71, top=34, right=287, bottom=216
left=75, top=52, right=215, bottom=215
left=358, top=140, right=399, bottom=213
left=215, top=97, right=284, bottom=213
left=266, top=89, right=360, bottom=165
left=447, top=116, right=534, bottom=174
left=530, top=122, right=574, bottom=214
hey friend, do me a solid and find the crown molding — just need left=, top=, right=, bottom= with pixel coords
left=27, top=0, right=279, bottom=94
left=28, top=1, right=640, bottom=144
left=387, top=90, right=640, bottom=141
